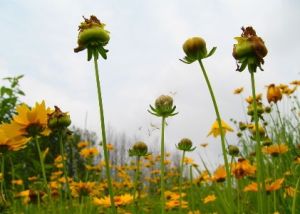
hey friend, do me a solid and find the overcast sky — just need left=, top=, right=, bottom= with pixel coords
left=1, top=0, right=299, bottom=166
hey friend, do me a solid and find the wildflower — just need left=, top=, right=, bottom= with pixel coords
left=11, top=101, right=52, bottom=137
left=207, top=120, right=234, bottom=137
left=244, top=182, right=258, bottom=192
left=176, top=138, right=196, bottom=152
left=233, top=26, right=268, bottom=72
left=80, top=147, right=99, bottom=158
left=228, top=145, right=240, bottom=156
left=203, top=194, right=216, bottom=204
left=74, top=15, right=110, bottom=60
left=128, top=141, right=148, bottom=157
left=183, top=157, right=195, bottom=165
left=290, top=80, right=300, bottom=86
left=165, top=199, right=188, bottom=209
left=282, top=86, right=297, bottom=96
left=284, top=186, right=296, bottom=198
left=70, top=181, right=97, bottom=198
left=15, top=190, right=44, bottom=204
left=0, top=124, right=30, bottom=151
left=266, top=178, right=284, bottom=193
left=233, top=87, right=244, bottom=94
left=148, top=95, right=178, bottom=118
left=181, top=37, right=216, bottom=64
left=245, top=93, right=262, bottom=104
left=262, top=144, right=289, bottom=157
left=77, top=141, right=89, bottom=148
left=47, top=106, right=71, bottom=131
left=212, top=166, right=226, bottom=182
left=93, top=193, right=133, bottom=207
left=267, top=84, right=282, bottom=103
left=231, top=158, right=256, bottom=179
left=12, top=179, right=23, bottom=185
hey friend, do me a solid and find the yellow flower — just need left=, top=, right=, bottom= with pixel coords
left=212, top=166, right=226, bottom=182
left=231, top=158, right=256, bottom=179
left=290, top=80, right=300, bottom=86
left=0, top=123, right=30, bottom=151
left=80, top=147, right=99, bottom=158
left=12, top=179, right=23, bottom=185
left=77, top=141, right=89, bottom=148
left=207, top=120, right=234, bottom=137
left=267, top=84, right=282, bottom=103
left=245, top=93, right=262, bottom=104
left=183, top=157, right=195, bottom=165
left=166, top=199, right=188, bottom=210
left=93, top=194, right=133, bottom=207
left=282, top=86, right=297, bottom=96
left=203, top=194, right=216, bottom=204
left=12, top=101, right=52, bottom=137
left=262, top=144, right=289, bottom=156
left=233, top=87, right=244, bottom=94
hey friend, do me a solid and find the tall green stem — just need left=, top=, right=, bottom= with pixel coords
left=179, top=151, right=185, bottom=214
left=35, top=137, right=51, bottom=200
left=250, top=71, right=266, bottom=214
left=133, top=156, right=140, bottom=214
left=198, top=60, right=233, bottom=210
left=93, top=55, right=116, bottom=213
left=160, top=117, right=166, bottom=214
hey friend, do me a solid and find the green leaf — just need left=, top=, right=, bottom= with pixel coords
left=98, top=46, right=108, bottom=60
left=87, top=48, right=93, bottom=61
left=205, top=47, right=217, bottom=58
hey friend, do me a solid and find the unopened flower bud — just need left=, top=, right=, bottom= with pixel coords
left=267, top=84, right=282, bottom=104
left=177, top=138, right=195, bottom=152
left=183, top=37, right=207, bottom=61
left=129, top=141, right=148, bottom=157
left=48, top=106, right=71, bottom=131
left=148, top=95, right=178, bottom=118
left=264, top=106, right=272, bottom=113
left=228, top=145, right=239, bottom=156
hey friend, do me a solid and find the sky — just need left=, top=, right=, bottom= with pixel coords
left=0, top=0, right=299, bottom=166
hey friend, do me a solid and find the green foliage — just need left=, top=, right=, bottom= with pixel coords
left=0, top=75, right=25, bottom=123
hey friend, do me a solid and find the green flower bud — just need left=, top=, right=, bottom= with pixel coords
left=181, top=37, right=216, bottom=64
left=264, top=106, right=272, bottom=113
left=183, top=37, right=207, bottom=60
left=239, top=122, right=247, bottom=131
left=176, top=138, right=195, bottom=152
left=148, top=95, right=178, bottom=118
left=228, top=145, right=239, bottom=156
left=48, top=106, right=71, bottom=131
left=262, top=138, right=272, bottom=146
left=237, top=132, right=243, bottom=138
left=74, top=15, right=110, bottom=60
left=129, top=141, right=148, bottom=157
left=233, top=26, right=268, bottom=72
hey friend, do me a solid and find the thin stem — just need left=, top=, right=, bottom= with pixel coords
left=198, top=60, right=233, bottom=210
left=179, top=150, right=185, bottom=214
left=93, top=54, right=116, bottom=213
left=160, top=116, right=166, bottom=214
left=189, top=165, right=195, bottom=213
left=133, top=156, right=140, bottom=213
left=250, top=71, right=266, bottom=214
left=59, top=130, right=71, bottom=200
left=35, top=137, right=51, bottom=201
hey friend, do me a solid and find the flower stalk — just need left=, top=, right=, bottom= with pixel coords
left=93, top=53, right=116, bottom=213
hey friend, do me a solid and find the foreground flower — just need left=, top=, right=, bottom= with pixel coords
left=93, top=193, right=133, bottom=207
left=148, top=95, right=178, bottom=118
left=74, top=15, right=110, bottom=60
left=11, top=101, right=52, bottom=137
left=207, top=120, right=234, bottom=137
left=233, top=26, right=268, bottom=72
left=0, top=124, right=30, bottom=151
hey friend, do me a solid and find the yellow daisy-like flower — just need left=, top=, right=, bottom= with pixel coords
left=80, top=147, right=99, bottom=158
left=12, top=101, right=52, bottom=137
left=93, top=193, right=133, bottom=207
left=207, top=120, right=234, bottom=138
left=262, top=144, right=289, bottom=157
left=233, top=87, right=244, bottom=94
left=0, top=123, right=30, bottom=151
left=203, top=194, right=216, bottom=204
